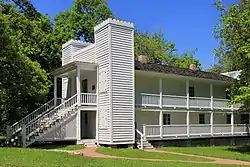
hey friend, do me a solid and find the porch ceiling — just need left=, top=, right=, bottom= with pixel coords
left=51, top=61, right=97, bottom=77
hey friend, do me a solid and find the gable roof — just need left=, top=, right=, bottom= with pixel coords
left=135, top=61, right=234, bottom=82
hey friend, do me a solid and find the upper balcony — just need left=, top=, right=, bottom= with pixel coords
left=136, top=93, right=241, bottom=110
left=135, top=69, right=240, bottom=111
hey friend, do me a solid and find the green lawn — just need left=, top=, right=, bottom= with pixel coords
left=36, top=144, right=84, bottom=151
left=0, top=136, right=5, bottom=140
left=0, top=148, right=247, bottom=167
left=160, top=146, right=250, bottom=162
left=97, top=147, right=211, bottom=161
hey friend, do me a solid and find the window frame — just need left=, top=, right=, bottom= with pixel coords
left=163, top=113, right=171, bottom=125
left=189, top=86, right=195, bottom=97
left=199, top=114, right=205, bottom=124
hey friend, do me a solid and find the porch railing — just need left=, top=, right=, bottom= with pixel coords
left=80, top=93, right=97, bottom=105
left=136, top=93, right=241, bottom=110
left=142, top=124, right=250, bottom=139
left=9, top=98, right=63, bottom=136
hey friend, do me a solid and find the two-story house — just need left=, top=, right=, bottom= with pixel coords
left=7, top=18, right=248, bottom=149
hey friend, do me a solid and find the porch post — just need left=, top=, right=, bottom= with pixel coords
left=210, top=84, right=213, bottom=110
left=231, top=112, right=234, bottom=135
left=159, top=78, right=162, bottom=108
left=210, top=112, right=214, bottom=136
left=54, top=77, right=57, bottom=106
left=186, top=80, right=189, bottom=109
left=159, top=111, right=163, bottom=138
left=159, top=78, right=163, bottom=138
left=76, top=66, right=81, bottom=141
left=96, top=66, right=99, bottom=145
left=76, top=66, right=81, bottom=105
left=186, top=111, right=190, bottom=137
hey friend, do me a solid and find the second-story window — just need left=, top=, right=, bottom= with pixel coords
left=199, top=114, right=205, bottom=124
left=226, top=114, right=231, bottom=124
left=241, top=114, right=249, bottom=124
left=189, top=86, right=195, bottom=97
left=163, top=114, right=171, bottom=125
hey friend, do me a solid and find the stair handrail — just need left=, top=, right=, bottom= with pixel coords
left=10, top=98, right=56, bottom=135
left=23, top=94, right=78, bottom=147
left=136, top=129, right=145, bottom=150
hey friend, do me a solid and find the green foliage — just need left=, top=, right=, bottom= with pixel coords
left=134, top=31, right=201, bottom=70
left=170, top=49, right=202, bottom=70
left=0, top=3, right=49, bottom=132
left=134, top=30, right=176, bottom=64
left=213, top=0, right=250, bottom=110
left=54, top=0, right=113, bottom=44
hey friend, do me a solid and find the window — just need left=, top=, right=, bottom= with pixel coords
left=199, top=114, right=205, bottom=124
left=241, top=114, right=249, bottom=124
left=163, top=114, right=171, bottom=125
left=226, top=114, right=231, bottom=124
left=189, top=86, right=195, bottom=97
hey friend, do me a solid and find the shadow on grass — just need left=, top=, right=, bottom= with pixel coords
left=226, top=145, right=250, bottom=154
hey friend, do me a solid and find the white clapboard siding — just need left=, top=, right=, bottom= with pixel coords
left=62, top=45, right=72, bottom=66
left=73, top=44, right=96, bottom=63
left=110, top=25, right=134, bottom=143
left=95, top=24, right=111, bottom=143
left=39, top=114, right=77, bottom=141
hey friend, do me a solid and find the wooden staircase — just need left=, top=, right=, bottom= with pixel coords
left=136, top=129, right=154, bottom=150
left=5, top=95, right=78, bottom=148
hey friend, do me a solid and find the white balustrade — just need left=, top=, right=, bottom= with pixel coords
left=162, top=95, right=187, bottom=107
left=162, top=125, right=187, bottom=136
left=80, top=93, right=97, bottom=105
left=234, top=124, right=250, bottom=134
left=143, top=125, right=160, bottom=137
left=141, top=93, right=160, bottom=107
left=213, top=124, right=232, bottom=134
left=189, top=97, right=211, bottom=108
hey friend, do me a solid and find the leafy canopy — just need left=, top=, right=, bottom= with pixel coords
left=213, top=0, right=250, bottom=110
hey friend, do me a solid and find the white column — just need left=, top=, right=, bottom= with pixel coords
left=186, top=80, right=189, bottom=109
left=96, top=66, right=99, bottom=145
left=159, top=78, right=163, bottom=138
left=186, top=111, right=190, bottom=137
left=210, top=112, right=214, bottom=136
left=159, top=110, right=163, bottom=138
left=231, top=112, right=234, bottom=135
left=76, top=66, right=81, bottom=105
left=76, top=66, right=81, bottom=141
left=210, top=84, right=213, bottom=110
left=159, top=78, right=162, bottom=108
left=54, top=77, right=57, bottom=106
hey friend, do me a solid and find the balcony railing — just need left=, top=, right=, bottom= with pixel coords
left=137, top=93, right=241, bottom=110
left=80, top=93, right=97, bottom=105
left=142, top=124, right=250, bottom=139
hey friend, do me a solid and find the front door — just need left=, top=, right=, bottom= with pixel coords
left=81, top=79, right=88, bottom=93
left=81, top=111, right=96, bottom=139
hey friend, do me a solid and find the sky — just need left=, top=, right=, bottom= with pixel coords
left=30, top=0, right=237, bottom=70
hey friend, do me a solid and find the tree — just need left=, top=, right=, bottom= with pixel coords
left=170, top=49, right=202, bottom=70
left=0, top=3, right=49, bottom=133
left=213, top=0, right=250, bottom=110
left=134, top=30, right=176, bottom=64
left=134, top=30, right=201, bottom=70
left=53, top=0, right=113, bottom=45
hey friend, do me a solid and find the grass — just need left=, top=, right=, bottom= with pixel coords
left=0, top=148, right=247, bottom=167
left=0, top=136, right=5, bottom=140
left=160, top=146, right=250, bottom=162
left=97, top=147, right=211, bottom=161
left=36, top=144, right=85, bottom=151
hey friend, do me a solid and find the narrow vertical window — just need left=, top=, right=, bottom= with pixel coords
left=189, top=86, right=195, bottom=97
left=199, top=114, right=205, bottom=124
left=163, top=114, right=171, bottom=125
left=226, top=114, right=231, bottom=124
left=241, top=114, right=249, bottom=124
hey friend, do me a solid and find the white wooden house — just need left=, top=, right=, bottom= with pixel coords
left=7, top=18, right=249, bottom=148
